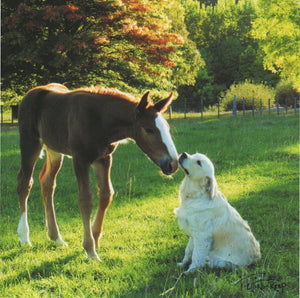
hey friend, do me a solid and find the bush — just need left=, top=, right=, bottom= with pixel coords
left=1, top=89, right=23, bottom=112
left=220, top=82, right=275, bottom=111
left=275, top=79, right=299, bottom=107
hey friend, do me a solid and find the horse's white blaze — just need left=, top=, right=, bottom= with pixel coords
left=155, top=113, right=178, bottom=160
left=17, top=212, right=31, bottom=245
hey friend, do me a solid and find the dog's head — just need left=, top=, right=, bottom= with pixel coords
left=179, top=152, right=217, bottom=199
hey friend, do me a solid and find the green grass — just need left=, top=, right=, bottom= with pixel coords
left=1, top=114, right=299, bottom=297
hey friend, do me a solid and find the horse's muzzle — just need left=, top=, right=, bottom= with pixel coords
left=160, top=157, right=178, bottom=175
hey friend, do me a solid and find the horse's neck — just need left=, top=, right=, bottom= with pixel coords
left=105, top=101, right=137, bottom=144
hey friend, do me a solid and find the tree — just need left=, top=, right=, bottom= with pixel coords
left=180, top=0, right=281, bottom=106
left=165, top=0, right=203, bottom=88
left=1, top=0, right=200, bottom=98
left=252, top=0, right=300, bottom=87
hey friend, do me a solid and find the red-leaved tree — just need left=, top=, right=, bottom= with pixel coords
left=2, top=0, right=199, bottom=97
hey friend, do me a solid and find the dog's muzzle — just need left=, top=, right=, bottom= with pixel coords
left=179, top=152, right=190, bottom=175
left=179, top=152, right=188, bottom=165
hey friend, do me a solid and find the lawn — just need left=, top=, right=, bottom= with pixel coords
left=0, top=114, right=299, bottom=297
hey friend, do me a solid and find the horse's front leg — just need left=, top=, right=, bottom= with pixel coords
left=73, top=156, right=99, bottom=260
left=91, top=155, right=114, bottom=248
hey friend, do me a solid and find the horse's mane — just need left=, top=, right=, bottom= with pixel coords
left=76, top=85, right=139, bottom=103
left=38, top=84, right=139, bottom=103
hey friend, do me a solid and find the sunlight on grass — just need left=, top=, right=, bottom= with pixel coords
left=276, top=143, right=299, bottom=155
left=0, top=148, right=20, bottom=158
left=1, top=115, right=299, bottom=297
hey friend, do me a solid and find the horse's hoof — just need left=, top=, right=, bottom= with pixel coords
left=87, top=251, right=101, bottom=261
left=56, top=237, right=68, bottom=247
left=20, top=240, right=32, bottom=246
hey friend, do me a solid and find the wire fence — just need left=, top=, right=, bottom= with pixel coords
left=168, top=96, right=299, bottom=120
left=1, top=96, right=299, bottom=124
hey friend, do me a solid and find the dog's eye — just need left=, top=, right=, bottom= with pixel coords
left=197, top=160, right=202, bottom=166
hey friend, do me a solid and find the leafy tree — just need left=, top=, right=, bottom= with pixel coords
left=180, top=0, right=280, bottom=107
left=214, top=37, right=242, bottom=87
left=252, top=0, right=300, bottom=86
left=2, top=0, right=199, bottom=99
left=275, top=79, right=299, bottom=106
left=238, top=45, right=278, bottom=85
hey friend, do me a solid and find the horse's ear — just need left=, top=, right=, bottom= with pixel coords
left=137, top=91, right=151, bottom=113
left=154, top=92, right=173, bottom=113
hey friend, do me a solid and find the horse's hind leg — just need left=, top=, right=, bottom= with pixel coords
left=17, top=139, right=42, bottom=245
left=39, top=148, right=66, bottom=245
left=92, top=155, right=114, bottom=248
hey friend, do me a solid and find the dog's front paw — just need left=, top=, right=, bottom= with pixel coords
left=184, top=265, right=198, bottom=275
left=184, top=262, right=205, bottom=275
left=177, top=262, right=185, bottom=268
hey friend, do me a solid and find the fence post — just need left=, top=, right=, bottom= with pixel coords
left=11, top=105, right=19, bottom=124
left=276, top=98, right=279, bottom=115
left=268, top=99, right=271, bottom=116
left=217, top=97, right=220, bottom=118
left=285, top=98, right=288, bottom=114
left=232, top=95, right=237, bottom=117
left=0, top=105, right=3, bottom=124
left=184, top=97, right=187, bottom=119
left=252, top=98, right=255, bottom=117
left=242, top=98, right=245, bottom=116
left=295, top=97, right=297, bottom=114
left=260, top=99, right=262, bottom=116
left=169, top=105, right=172, bottom=120
left=201, top=96, right=203, bottom=120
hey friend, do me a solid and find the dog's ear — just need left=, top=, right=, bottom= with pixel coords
left=205, top=176, right=217, bottom=200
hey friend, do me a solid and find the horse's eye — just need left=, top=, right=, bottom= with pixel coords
left=197, top=160, right=202, bottom=166
left=145, top=128, right=155, bottom=134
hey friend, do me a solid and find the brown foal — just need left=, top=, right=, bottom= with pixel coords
left=17, top=83, right=178, bottom=260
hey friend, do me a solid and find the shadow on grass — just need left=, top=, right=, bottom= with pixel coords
left=1, top=250, right=81, bottom=288
left=113, top=181, right=298, bottom=297
left=1, top=116, right=298, bottom=296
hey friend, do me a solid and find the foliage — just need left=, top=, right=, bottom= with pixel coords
left=176, top=67, right=225, bottom=110
left=2, top=0, right=298, bottom=110
left=275, top=79, right=299, bottom=106
left=180, top=0, right=280, bottom=107
left=220, top=81, right=275, bottom=111
left=252, top=0, right=300, bottom=84
left=1, top=115, right=299, bottom=297
left=1, top=0, right=200, bottom=97
left=1, top=90, right=23, bottom=112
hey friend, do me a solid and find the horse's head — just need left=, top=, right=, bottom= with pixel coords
left=134, top=91, right=178, bottom=175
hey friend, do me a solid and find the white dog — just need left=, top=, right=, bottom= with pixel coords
left=174, top=152, right=261, bottom=273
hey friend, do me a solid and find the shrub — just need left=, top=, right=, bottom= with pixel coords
left=275, top=79, right=299, bottom=107
left=220, top=81, right=275, bottom=111
left=1, top=89, right=23, bottom=112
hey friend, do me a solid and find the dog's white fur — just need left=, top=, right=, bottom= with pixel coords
left=174, top=153, right=261, bottom=273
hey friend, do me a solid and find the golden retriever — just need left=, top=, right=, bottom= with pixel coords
left=174, top=153, right=261, bottom=273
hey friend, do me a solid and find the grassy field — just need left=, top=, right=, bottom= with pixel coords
left=0, top=114, right=299, bottom=297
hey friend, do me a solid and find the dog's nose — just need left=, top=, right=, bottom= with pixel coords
left=179, top=152, right=188, bottom=164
